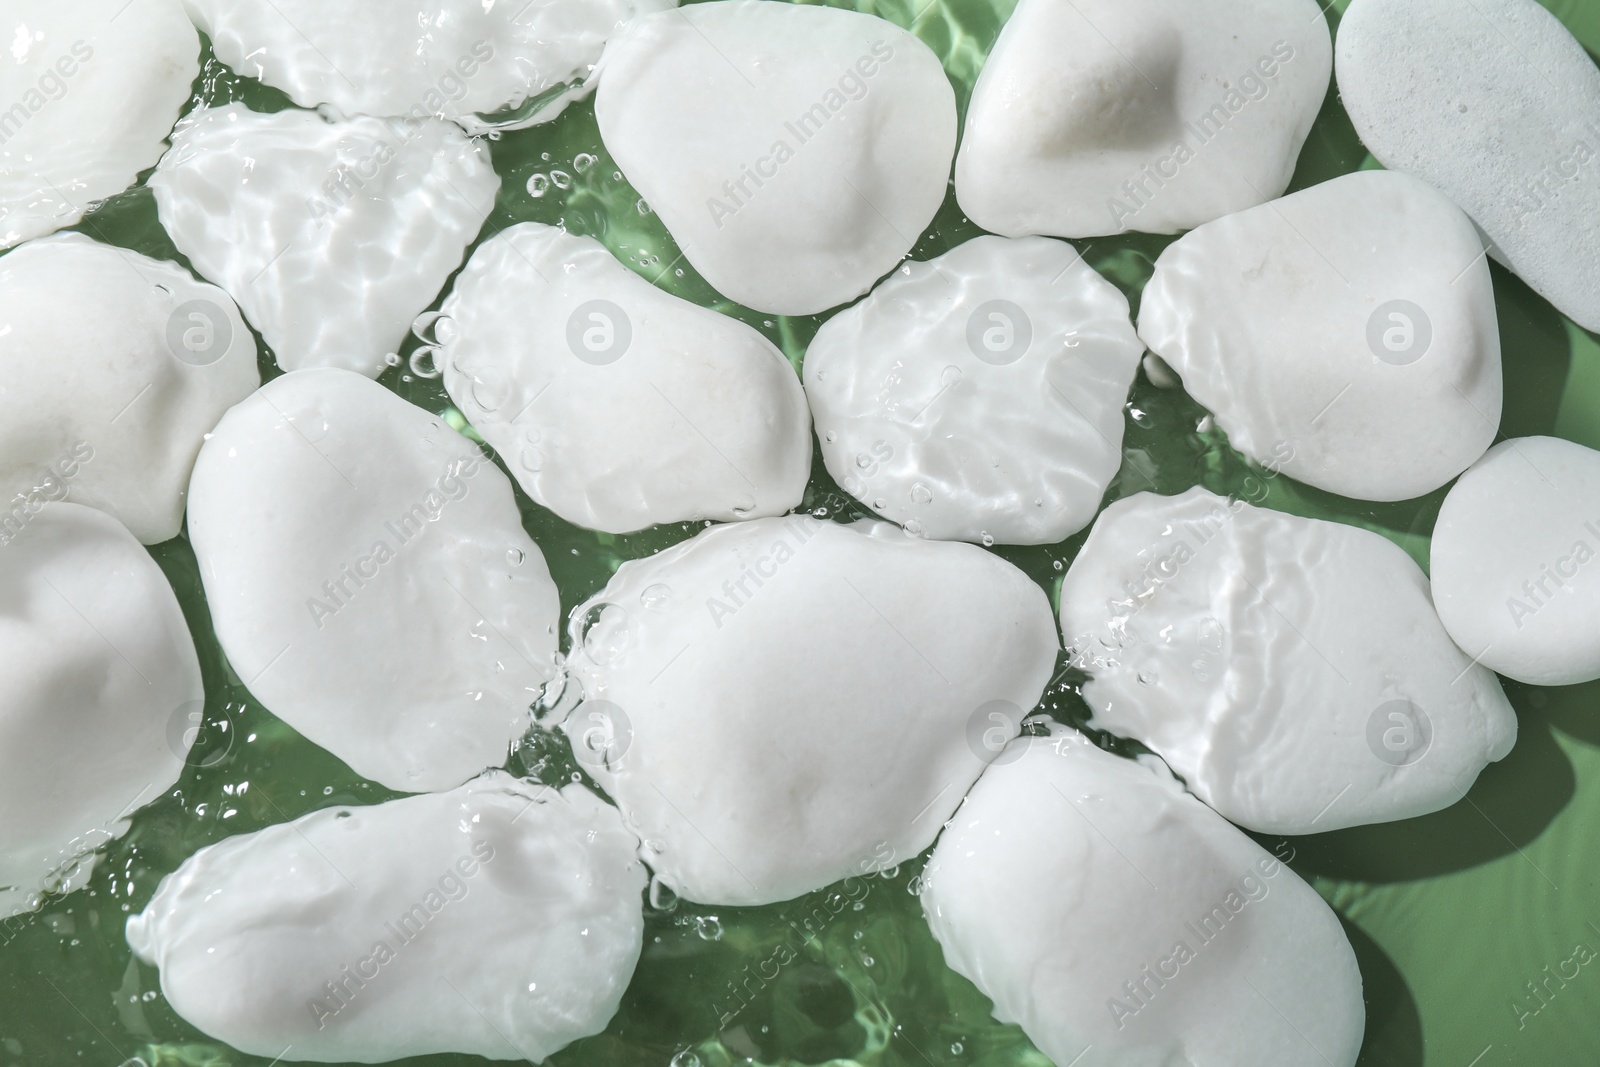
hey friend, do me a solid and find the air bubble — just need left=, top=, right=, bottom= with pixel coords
left=980, top=532, right=995, bottom=547
left=640, top=584, right=672, bottom=610
left=693, top=915, right=723, bottom=941
left=910, top=483, right=933, bottom=505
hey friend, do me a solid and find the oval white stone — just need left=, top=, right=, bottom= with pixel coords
left=438, top=223, right=812, bottom=534
left=1337, top=0, right=1600, bottom=331
left=0, top=0, right=198, bottom=248
left=127, top=773, right=645, bottom=1063
left=955, top=0, right=1331, bottom=238
left=151, top=104, right=499, bottom=377
left=183, top=0, right=673, bottom=132
left=594, top=1, right=957, bottom=315
left=1433, top=437, right=1600, bottom=687
left=187, top=369, right=560, bottom=793
left=804, top=235, right=1143, bottom=545
left=563, top=516, right=1059, bottom=905
left=1138, top=170, right=1502, bottom=502
left=1058, top=487, right=1517, bottom=834
left=0, top=503, right=203, bottom=918
left=921, top=727, right=1365, bottom=1067
left=0, top=233, right=259, bottom=543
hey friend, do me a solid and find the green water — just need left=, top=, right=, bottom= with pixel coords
left=5, top=0, right=1600, bottom=1064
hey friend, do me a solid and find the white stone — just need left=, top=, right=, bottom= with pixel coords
left=1337, top=0, right=1600, bottom=331
left=1138, top=170, right=1501, bottom=502
left=183, top=0, right=673, bottom=132
left=437, top=223, right=811, bottom=535
left=921, top=726, right=1365, bottom=1067
left=1059, top=487, right=1517, bottom=834
left=187, top=369, right=560, bottom=794
left=0, top=0, right=198, bottom=248
left=563, top=516, right=1059, bottom=906
left=150, top=104, right=499, bottom=378
left=594, top=1, right=956, bottom=315
left=1433, top=437, right=1600, bottom=687
left=804, top=235, right=1143, bottom=545
left=955, top=0, right=1331, bottom=238
left=0, top=503, right=203, bottom=918
left=127, top=773, right=645, bottom=1063
left=0, top=233, right=259, bottom=543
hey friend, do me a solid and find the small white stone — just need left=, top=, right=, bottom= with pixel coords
left=0, top=503, right=203, bottom=919
left=0, top=233, right=258, bottom=544
left=1059, top=487, right=1517, bottom=834
left=438, top=223, right=811, bottom=534
left=804, top=235, right=1143, bottom=546
left=921, top=726, right=1365, bottom=1067
left=563, top=516, right=1059, bottom=905
left=594, top=1, right=957, bottom=315
left=1433, top=437, right=1600, bottom=687
left=151, top=104, right=499, bottom=377
left=187, top=369, right=560, bottom=793
left=1138, top=170, right=1501, bottom=502
left=0, top=0, right=198, bottom=248
left=184, top=0, right=673, bottom=131
left=955, top=0, right=1331, bottom=238
left=127, top=773, right=645, bottom=1063
left=1337, top=0, right=1600, bottom=331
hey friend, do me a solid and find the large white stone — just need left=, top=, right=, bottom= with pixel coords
left=438, top=223, right=811, bottom=535
left=804, top=235, right=1143, bottom=545
left=1433, top=437, right=1600, bottom=687
left=1059, top=487, right=1517, bottom=834
left=1337, top=0, right=1600, bottom=331
left=0, top=0, right=198, bottom=248
left=127, top=773, right=645, bottom=1063
left=187, top=369, right=561, bottom=794
left=955, top=0, right=1331, bottom=238
left=594, top=1, right=957, bottom=315
left=1138, top=170, right=1502, bottom=502
left=183, top=0, right=673, bottom=132
left=0, top=503, right=203, bottom=919
left=921, top=727, right=1365, bottom=1067
left=0, top=233, right=258, bottom=543
left=151, top=104, right=499, bottom=377
left=562, top=516, right=1059, bottom=906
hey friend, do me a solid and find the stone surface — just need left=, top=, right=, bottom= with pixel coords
left=0, top=233, right=258, bottom=543
left=151, top=104, right=499, bottom=377
left=184, top=0, right=673, bottom=131
left=1433, top=437, right=1600, bottom=687
left=1059, top=487, right=1517, bottom=834
left=595, top=1, right=957, bottom=315
left=563, top=516, right=1059, bottom=905
left=1138, top=170, right=1501, bottom=502
left=188, top=369, right=560, bottom=793
left=438, top=223, right=811, bottom=534
left=1338, top=0, right=1600, bottom=331
left=0, top=503, right=203, bottom=919
left=956, top=0, right=1331, bottom=238
left=128, top=774, right=645, bottom=1063
left=922, top=726, right=1365, bottom=1067
left=804, top=235, right=1143, bottom=545
left=0, top=0, right=198, bottom=248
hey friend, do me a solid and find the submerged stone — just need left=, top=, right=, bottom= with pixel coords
left=563, top=516, right=1059, bottom=905
left=187, top=369, right=560, bottom=793
left=438, top=223, right=811, bottom=534
left=127, top=774, right=645, bottom=1063
left=0, top=503, right=203, bottom=919
left=1059, top=487, right=1517, bottom=834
